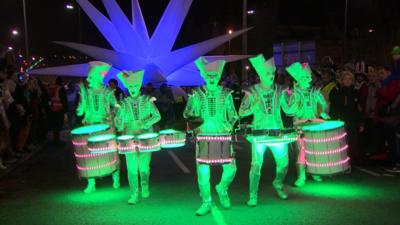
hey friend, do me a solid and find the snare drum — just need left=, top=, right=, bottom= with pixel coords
left=117, top=135, right=137, bottom=154
left=71, top=124, right=119, bottom=178
left=196, top=134, right=233, bottom=165
left=88, top=134, right=117, bottom=154
left=249, top=129, right=298, bottom=145
left=159, top=129, right=186, bottom=149
left=137, top=133, right=161, bottom=152
left=302, top=120, right=350, bottom=175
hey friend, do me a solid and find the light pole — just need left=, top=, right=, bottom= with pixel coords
left=228, top=29, right=233, bottom=53
left=66, top=3, right=83, bottom=43
left=22, top=0, right=29, bottom=58
left=242, top=0, right=248, bottom=82
left=343, top=0, right=348, bottom=60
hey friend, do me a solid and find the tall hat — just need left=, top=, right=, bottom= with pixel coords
left=286, top=62, right=312, bottom=82
left=392, top=46, right=400, bottom=55
left=195, top=57, right=226, bottom=77
left=88, top=61, right=112, bottom=77
left=249, top=54, right=276, bottom=76
left=117, top=70, right=144, bottom=86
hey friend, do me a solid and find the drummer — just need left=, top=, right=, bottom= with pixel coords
left=239, top=54, right=297, bottom=207
left=76, top=61, right=120, bottom=193
left=183, top=57, right=238, bottom=216
left=285, top=62, right=330, bottom=187
left=115, top=70, right=161, bottom=205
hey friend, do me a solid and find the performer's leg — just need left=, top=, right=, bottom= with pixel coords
left=126, top=152, right=140, bottom=204
left=112, top=166, right=120, bottom=189
left=295, top=138, right=307, bottom=187
left=216, top=160, right=237, bottom=209
left=84, top=178, right=96, bottom=194
left=270, top=144, right=289, bottom=200
left=138, top=152, right=152, bottom=198
left=196, top=163, right=212, bottom=216
left=247, top=143, right=266, bottom=207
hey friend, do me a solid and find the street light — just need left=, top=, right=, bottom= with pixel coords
left=227, top=29, right=233, bottom=53
left=11, top=29, right=19, bottom=36
left=65, top=4, right=74, bottom=10
left=247, top=10, right=255, bottom=15
left=7, top=46, right=13, bottom=51
left=228, top=29, right=233, bottom=35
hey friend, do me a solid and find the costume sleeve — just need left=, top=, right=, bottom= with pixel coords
left=76, top=84, right=86, bottom=116
left=143, top=97, right=161, bottom=129
left=183, top=92, right=199, bottom=119
left=238, top=90, right=253, bottom=117
left=226, top=93, right=239, bottom=126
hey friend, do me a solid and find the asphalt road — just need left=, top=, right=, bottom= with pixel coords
left=0, top=135, right=399, bottom=225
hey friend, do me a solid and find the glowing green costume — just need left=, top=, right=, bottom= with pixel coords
left=184, top=57, right=238, bottom=216
left=286, top=62, right=329, bottom=187
left=76, top=61, right=120, bottom=194
left=239, top=54, right=297, bottom=207
left=115, top=70, right=161, bottom=204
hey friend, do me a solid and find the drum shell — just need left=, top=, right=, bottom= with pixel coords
left=248, top=129, right=298, bottom=145
left=303, top=123, right=350, bottom=175
left=117, top=137, right=137, bottom=154
left=159, top=131, right=186, bottom=148
left=72, top=127, right=119, bottom=178
left=87, top=135, right=117, bottom=154
left=196, top=134, right=233, bottom=165
left=138, top=134, right=160, bottom=152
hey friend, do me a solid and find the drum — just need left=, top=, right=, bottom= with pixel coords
left=117, top=135, right=137, bottom=154
left=249, top=129, right=298, bottom=145
left=159, top=129, right=186, bottom=149
left=137, top=133, right=161, bottom=152
left=71, top=124, right=119, bottom=178
left=302, top=120, right=350, bottom=175
left=88, top=134, right=117, bottom=154
left=196, top=134, right=233, bottom=165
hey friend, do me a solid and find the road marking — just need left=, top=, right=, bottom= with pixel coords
left=354, top=166, right=381, bottom=177
left=383, top=173, right=395, bottom=177
left=167, top=151, right=191, bottom=174
left=211, top=205, right=229, bottom=225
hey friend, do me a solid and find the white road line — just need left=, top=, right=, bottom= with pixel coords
left=354, top=166, right=381, bottom=177
left=211, top=205, right=229, bottom=225
left=167, top=151, right=191, bottom=174
left=383, top=173, right=395, bottom=177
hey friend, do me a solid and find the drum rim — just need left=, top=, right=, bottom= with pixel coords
left=197, top=133, right=231, bottom=137
left=137, top=132, right=159, bottom=139
left=159, top=129, right=182, bottom=135
left=88, top=134, right=116, bottom=142
left=71, top=124, right=110, bottom=135
left=302, top=120, right=344, bottom=132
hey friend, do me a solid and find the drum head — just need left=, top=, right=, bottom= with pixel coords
left=159, top=129, right=181, bottom=135
left=138, top=133, right=159, bottom=139
left=71, top=124, right=110, bottom=135
left=302, top=121, right=344, bottom=132
left=117, top=135, right=135, bottom=141
left=88, top=134, right=116, bottom=142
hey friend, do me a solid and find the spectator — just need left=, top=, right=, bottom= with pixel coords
left=48, top=77, right=68, bottom=144
left=354, top=73, right=367, bottom=91
left=378, top=66, right=391, bottom=83
left=157, top=83, right=175, bottom=129
left=320, top=68, right=337, bottom=108
left=66, top=81, right=79, bottom=129
left=26, top=77, right=43, bottom=150
left=382, top=46, right=400, bottom=86
left=108, top=78, right=124, bottom=101
left=330, top=71, right=364, bottom=163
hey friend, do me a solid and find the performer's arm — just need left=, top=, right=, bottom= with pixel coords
left=76, top=83, right=86, bottom=116
left=226, top=93, right=239, bottom=127
left=143, top=97, right=161, bottom=129
left=280, top=88, right=299, bottom=116
left=183, top=92, right=198, bottom=119
left=238, top=90, right=253, bottom=117
left=317, top=90, right=330, bottom=119
left=114, top=101, right=125, bottom=132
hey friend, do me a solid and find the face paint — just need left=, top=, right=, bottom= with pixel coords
left=259, top=69, right=275, bottom=87
left=86, top=63, right=111, bottom=89
left=203, top=72, right=221, bottom=90
left=249, top=55, right=276, bottom=88
left=118, top=70, right=144, bottom=97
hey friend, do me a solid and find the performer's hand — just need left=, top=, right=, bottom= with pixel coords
left=320, top=112, right=330, bottom=120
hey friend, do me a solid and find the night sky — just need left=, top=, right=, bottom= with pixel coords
left=1, top=0, right=399, bottom=58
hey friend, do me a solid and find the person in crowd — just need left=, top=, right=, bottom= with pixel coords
left=48, top=77, right=68, bottom=144
left=382, top=46, right=400, bottom=86
left=330, top=71, right=364, bottom=163
left=378, top=66, right=392, bottom=83
left=26, top=77, right=42, bottom=150
left=115, top=70, right=161, bottom=204
left=66, top=81, right=79, bottom=129
left=0, top=79, right=13, bottom=168
left=320, top=68, right=337, bottom=105
left=354, top=73, right=368, bottom=91
left=108, top=78, right=125, bottom=101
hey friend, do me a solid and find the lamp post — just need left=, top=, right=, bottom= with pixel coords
left=22, top=0, right=29, bottom=58
left=242, top=0, right=248, bottom=82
